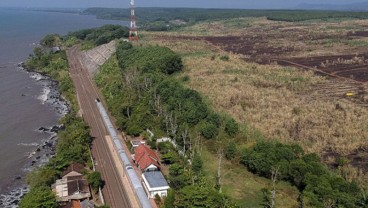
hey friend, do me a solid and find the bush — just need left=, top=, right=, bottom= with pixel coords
left=117, top=45, right=183, bottom=75
left=200, top=122, right=218, bottom=139
left=225, top=141, right=237, bottom=160
left=87, top=171, right=103, bottom=192
left=225, top=118, right=239, bottom=136
left=19, top=186, right=57, bottom=208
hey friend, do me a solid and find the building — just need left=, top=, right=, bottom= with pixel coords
left=130, top=137, right=146, bottom=148
left=61, top=163, right=85, bottom=177
left=52, top=164, right=91, bottom=202
left=134, top=144, right=160, bottom=172
left=142, top=171, right=170, bottom=198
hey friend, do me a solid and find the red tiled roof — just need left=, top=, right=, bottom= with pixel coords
left=135, top=144, right=160, bottom=171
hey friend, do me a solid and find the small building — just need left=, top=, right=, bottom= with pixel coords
left=130, top=138, right=146, bottom=148
left=61, top=163, right=85, bottom=177
left=52, top=46, right=61, bottom=53
left=134, top=144, right=160, bottom=172
left=142, top=171, right=170, bottom=198
left=52, top=171, right=91, bottom=202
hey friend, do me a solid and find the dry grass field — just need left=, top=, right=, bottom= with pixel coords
left=141, top=17, right=368, bottom=171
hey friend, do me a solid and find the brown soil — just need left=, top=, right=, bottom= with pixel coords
left=323, top=147, right=368, bottom=172
left=347, top=30, right=368, bottom=37
left=277, top=54, right=368, bottom=82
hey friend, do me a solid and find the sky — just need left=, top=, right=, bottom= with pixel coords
left=0, top=0, right=366, bottom=9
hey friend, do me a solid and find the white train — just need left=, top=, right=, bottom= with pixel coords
left=96, top=98, right=152, bottom=208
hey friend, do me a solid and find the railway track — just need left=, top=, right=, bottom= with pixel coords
left=67, top=46, right=131, bottom=208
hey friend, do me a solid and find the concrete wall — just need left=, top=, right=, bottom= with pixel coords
left=80, top=40, right=116, bottom=77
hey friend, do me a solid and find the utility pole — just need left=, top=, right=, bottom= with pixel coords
left=129, top=0, right=139, bottom=44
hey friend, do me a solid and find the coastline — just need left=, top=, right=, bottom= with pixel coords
left=0, top=63, right=69, bottom=208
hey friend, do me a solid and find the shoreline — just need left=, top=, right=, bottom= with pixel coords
left=0, top=63, right=69, bottom=208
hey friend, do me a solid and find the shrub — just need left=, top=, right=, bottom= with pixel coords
left=19, top=186, right=57, bottom=208
left=200, top=122, right=218, bottom=139
left=225, top=118, right=239, bottom=136
left=87, top=171, right=103, bottom=192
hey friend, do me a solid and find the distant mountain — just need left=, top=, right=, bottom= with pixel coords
left=295, top=2, right=368, bottom=11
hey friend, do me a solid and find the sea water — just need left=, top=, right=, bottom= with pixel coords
left=0, top=8, right=128, bottom=207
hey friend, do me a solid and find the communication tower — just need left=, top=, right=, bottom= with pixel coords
left=129, top=0, right=139, bottom=43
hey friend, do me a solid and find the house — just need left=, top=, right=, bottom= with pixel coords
left=142, top=171, right=170, bottom=198
left=61, top=163, right=85, bottom=177
left=134, top=144, right=160, bottom=172
left=52, top=168, right=91, bottom=202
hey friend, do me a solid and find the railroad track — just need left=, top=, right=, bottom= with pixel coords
left=67, top=46, right=131, bottom=208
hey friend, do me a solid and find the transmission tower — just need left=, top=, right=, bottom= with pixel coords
left=129, top=0, right=139, bottom=43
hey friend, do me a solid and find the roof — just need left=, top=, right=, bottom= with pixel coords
left=63, top=200, right=81, bottom=208
left=142, top=171, right=169, bottom=189
left=67, top=179, right=90, bottom=196
left=80, top=200, right=94, bottom=208
left=61, top=163, right=85, bottom=177
left=135, top=144, right=160, bottom=171
left=53, top=175, right=91, bottom=202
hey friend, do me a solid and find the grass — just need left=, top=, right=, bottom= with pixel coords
left=201, top=147, right=299, bottom=208
left=141, top=17, right=368, bottom=156
left=140, top=16, right=368, bottom=206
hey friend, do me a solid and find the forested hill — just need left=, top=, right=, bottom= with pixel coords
left=83, top=7, right=368, bottom=24
left=296, top=2, right=368, bottom=11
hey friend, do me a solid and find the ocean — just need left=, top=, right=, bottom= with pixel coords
left=0, top=8, right=128, bottom=207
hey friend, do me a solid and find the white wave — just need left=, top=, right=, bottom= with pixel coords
left=0, top=186, right=29, bottom=208
left=27, top=151, right=36, bottom=159
left=29, top=73, right=43, bottom=81
left=17, top=142, right=39, bottom=147
left=37, top=87, right=50, bottom=104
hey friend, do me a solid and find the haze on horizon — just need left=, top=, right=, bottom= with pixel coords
left=0, top=0, right=366, bottom=9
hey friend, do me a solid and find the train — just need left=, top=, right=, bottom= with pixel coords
left=96, top=98, right=152, bottom=208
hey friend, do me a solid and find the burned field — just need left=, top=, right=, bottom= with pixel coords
left=277, top=54, right=368, bottom=82
left=173, top=23, right=368, bottom=83
left=147, top=19, right=368, bottom=169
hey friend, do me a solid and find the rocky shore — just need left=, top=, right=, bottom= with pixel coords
left=0, top=64, right=69, bottom=208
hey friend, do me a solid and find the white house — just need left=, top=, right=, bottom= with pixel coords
left=142, top=171, right=170, bottom=198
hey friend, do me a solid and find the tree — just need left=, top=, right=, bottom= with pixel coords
left=200, top=122, right=218, bottom=139
left=169, top=163, right=184, bottom=177
left=164, top=189, right=175, bottom=208
left=19, top=186, right=57, bottom=208
left=162, top=151, right=179, bottom=164
left=192, top=153, right=203, bottom=174
left=225, top=141, right=237, bottom=160
left=174, top=185, right=227, bottom=208
left=87, top=171, right=103, bottom=192
left=225, top=118, right=239, bottom=136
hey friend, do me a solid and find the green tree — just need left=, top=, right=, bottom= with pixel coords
left=192, top=153, right=203, bottom=174
left=200, top=122, right=218, bottom=139
left=19, top=186, right=57, bottom=208
left=162, top=151, right=179, bottom=164
left=225, top=118, right=239, bottom=136
left=87, top=171, right=103, bottom=192
left=164, top=189, right=175, bottom=208
left=174, top=185, right=228, bottom=208
left=225, top=141, right=237, bottom=160
left=169, top=163, right=184, bottom=177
